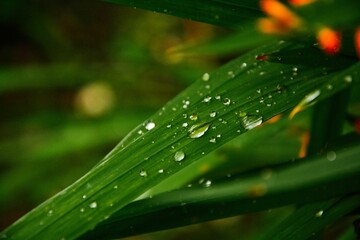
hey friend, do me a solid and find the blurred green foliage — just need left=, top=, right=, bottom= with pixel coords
left=0, top=0, right=218, bottom=231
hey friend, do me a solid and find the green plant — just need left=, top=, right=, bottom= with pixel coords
left=1, top=0, right=360, bottom=239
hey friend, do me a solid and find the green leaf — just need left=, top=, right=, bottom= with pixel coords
left=79, top=135, right=360, bottom=239
left=107, top=0, right=263, bottom=29
left=2, top=41, right=357, bottom=239
left=260, top=194, right=360, bottom=240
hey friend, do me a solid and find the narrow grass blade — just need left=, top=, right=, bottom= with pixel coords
left=259, top=195, right=360, bottom=240
left=107, top=0, right=263, bottom=29
left=80, top=135, right=360, bottom=239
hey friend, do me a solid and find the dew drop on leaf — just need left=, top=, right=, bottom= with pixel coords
left=204, top=180, right=212, bottom=187
left=202, top=72, right=210, bottom=81
left=174, top=151, right=185, bottom=161
left=203, top=96, right=212, bottom=103
left=189, top=114, right=198, bottom=121
left=223, top=98, right=231, bottom=105
left=139, top=170, right=148, bottom=177
left=326, top=151, right=336, bottom=161
left=145, top=122, right=156, bottom=130
left=209, top=137, right=216, bottom=143
left=210, top=111, right=217, bottom=117
left=89, top=202, right=97, bottom=209
left=240, top=115, right=263, bottom=130
left=158, top=169, right=164, bottom=174
left=189, top=123, right=211, bottom=138
left=315, top=210, right=324, bottom=217
left=344, top=75, right=352, bottom=83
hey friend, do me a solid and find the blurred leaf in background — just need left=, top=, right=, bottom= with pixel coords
left=0, top=0, right=223, bottom=232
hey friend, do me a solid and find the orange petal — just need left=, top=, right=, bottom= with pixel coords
left=288, top=0, right=316, bottom=7
left=355, top=27, right=360, bottom=59
left=298, top=131, right=310, bottom=158
left=260, top=0, right=301, bottom=29
left=317, top=27, right=341, bottom=54
left=257, top=18, right=286, bottom=34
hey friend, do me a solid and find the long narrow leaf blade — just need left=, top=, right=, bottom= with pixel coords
left=80, top=135, right=360, bottom=239
left=2, top=42, right=357, bottom=239
left=107, top=0, right=263, bottom=28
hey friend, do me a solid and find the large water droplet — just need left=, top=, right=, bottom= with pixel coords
left=189, top=123, right=211, bottom=138
left=145, top=122, right=156, bottom=130
left=240, top=115, right=263, bottom=130
left=174, top=151, right=185, bottom=161
left=223, top=98, right=231, bottom=105
left=202, top=72, right=210, bottom=81
left=89, top=202, right=97, bottom=209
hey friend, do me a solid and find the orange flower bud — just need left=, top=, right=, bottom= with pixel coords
left=288, top=0, right=316, bottom=7
left=317, top=27, right=341, bottom=54
left=260, top=0, right=301, bottom=30
left=355, top=27, right=360, bottom=58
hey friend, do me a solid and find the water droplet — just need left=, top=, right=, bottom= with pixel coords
left=315, top=210, right=323, bottom=217
left=145, top=122, right=155, bottom=130
left=240, top=115, right=263, bottom=130
left=189, top=123, right=211, bottom=138
left=205, top=180, right=212, bottom=187
left=223, top=98, right=231, bottom=105
left=239, top=111, right=247, bottom=117
left=293, top=67, right=298, bottom=72
left=139, top=170, right=148, bottom=177
left=326, top=151, right=336, bottom=161
left=189, top=114, right=198, bottom=121
left=215, top=95, right=221, bottom=100
left=227, top=71, right=235, bottom=78
left=209, top=111, right=217, bottom=117
left=182, top=122, right=188, bottom=127
left=202, top=73, right=210, bottom=81
left=158, top=169, right=164, bottom=174
left=241, top=62, right=247, bottom=68
left=47, top=210, right=53, bottom=216
left=80, top=208, right=85, bottom=212
left=203, top=96, right=212, bottom=103
left=89, top=202, right=97, bottom=209
left=174, top=151, right=185, bottom=161
left=256, top=89, right=261, bottom=94
left=209, top=137, right=216, bottom=143
left=326, top=84, right=333, bottom=90
left=344, top=75, right=352, bottom=83
left=113, top=185, right=118, bottom=189
left=82, top=195, right=87, bottom=199
left=137, top=130, right=143, bottom=135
